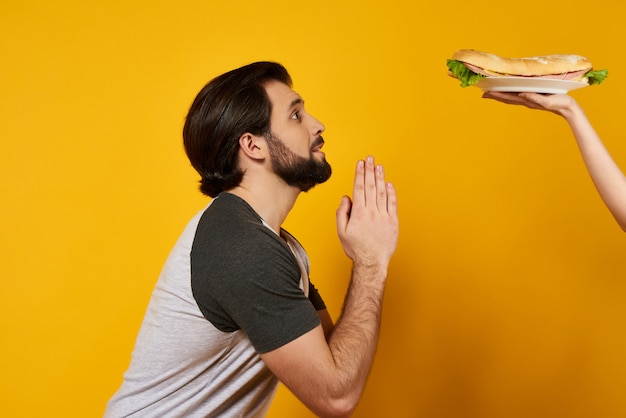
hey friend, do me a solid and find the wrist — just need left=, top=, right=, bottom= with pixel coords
left=351, top=261, right=388, bottom=287
left=560, top=98, right=584, bottom=121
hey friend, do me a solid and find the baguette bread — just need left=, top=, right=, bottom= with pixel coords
left=452, top=49, right=592, bottom=76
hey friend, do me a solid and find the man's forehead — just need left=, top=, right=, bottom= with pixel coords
left=264, top=80, right=302, bottom=108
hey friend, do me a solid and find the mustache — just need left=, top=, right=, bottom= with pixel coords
left=311, top=136, right=325, bottom=150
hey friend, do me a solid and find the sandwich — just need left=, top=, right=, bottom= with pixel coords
left=447, top=49, right=608, bottom=88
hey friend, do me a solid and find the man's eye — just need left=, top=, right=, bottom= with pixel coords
left=291, top=111, right=300, bottom=120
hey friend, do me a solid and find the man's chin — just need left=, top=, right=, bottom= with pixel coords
left=296, top=166, right=332, bottom=192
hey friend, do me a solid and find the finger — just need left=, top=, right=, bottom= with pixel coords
left=375, top=163, right=387, bottom=211
left=386, top=182, right=398, bottom=218
left=518, top=92, right=547, bottom=103
left=482, top=91, right=526, bottom=105
left=351, top=159, right=365, bottom=207
left=363, top=156, right=376, bottom=207
left=514, top=93, right=553, bottom=111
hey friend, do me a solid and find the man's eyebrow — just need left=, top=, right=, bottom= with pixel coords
left=289, top=97, right=303, bottom=109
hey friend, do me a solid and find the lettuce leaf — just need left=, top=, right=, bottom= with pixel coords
left=447, top=59, right=485, bottom=87
left=585, top=69, right=608, bottom=85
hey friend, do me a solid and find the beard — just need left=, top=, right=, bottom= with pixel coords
left=265, top=133, right=332, bottom=192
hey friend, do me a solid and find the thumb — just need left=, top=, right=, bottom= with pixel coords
left=335, top=195, right=352, bottom=234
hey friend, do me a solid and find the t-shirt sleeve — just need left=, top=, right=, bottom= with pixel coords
left=191, top=200, right=321, bottom=354
left=308, top=280, right=326, bottom=311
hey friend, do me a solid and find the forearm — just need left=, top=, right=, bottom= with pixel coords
left=326, top=264, right=387, bottom=402
left=563, top=105, right=626, bottom=230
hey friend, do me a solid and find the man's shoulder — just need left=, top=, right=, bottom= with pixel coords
left=194, top=193, right=285, bottom=253
left=207, top=192, right=256, bottom=216
left=200, top=193, right=260, bottom=231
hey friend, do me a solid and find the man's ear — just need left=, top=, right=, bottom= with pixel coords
left=238, top=133, right=266, bottom=160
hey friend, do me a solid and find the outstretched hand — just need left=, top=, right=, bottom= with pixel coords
left=482, top=91, right=579, bottom=119
left=336, top=156, right=399, bottom=271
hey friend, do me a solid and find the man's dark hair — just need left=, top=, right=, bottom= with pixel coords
left=183, top=61, right=293, bottom=197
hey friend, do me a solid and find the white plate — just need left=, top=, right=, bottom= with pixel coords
left=475, top=77, right=588, bottom=94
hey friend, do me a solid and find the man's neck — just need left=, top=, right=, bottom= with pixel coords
left=227, top=181, right=300, bottom=233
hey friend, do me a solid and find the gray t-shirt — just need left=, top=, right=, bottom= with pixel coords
left=105, top=193, right=325, bottom=417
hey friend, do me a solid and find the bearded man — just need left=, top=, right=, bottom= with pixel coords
left=105, top=62, right=399, bottom=418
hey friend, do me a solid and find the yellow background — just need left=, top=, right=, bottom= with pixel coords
left=2, top=1, right=625, bottom=417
